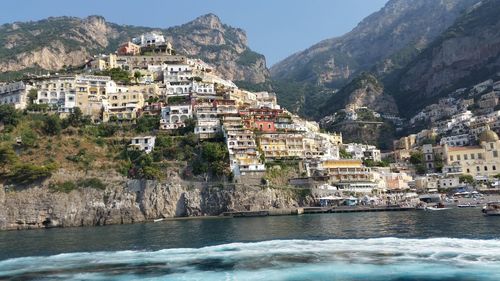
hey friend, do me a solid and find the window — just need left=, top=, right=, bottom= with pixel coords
left=491, top=143, right=494, bottom=149
left=478, top=153, right=483, bottom=159
left=477, top=166, right=480, bottom=172
left=485, top=166, right=488, bottom=171
left=457, top=155, right=461, bottom=161
left=494, top=166, right=497, bottom=171
left=467, top=169, right=470, bottom=173
left=464, top=154, right=468, bottom=160
left=494, top=151, right=498, bottom=157
left=471, top=154, right=475, bottom=159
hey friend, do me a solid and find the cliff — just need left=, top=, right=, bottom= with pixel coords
left=0, top=171, right=310, bottom=231
left=270, top=0, right=480, bottom=117
left=0, top=14, right=270, bottom=87
left=387, top=0, right=500, bottom=116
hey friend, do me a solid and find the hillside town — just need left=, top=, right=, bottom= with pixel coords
left=1, top=31, right=500, bottom=208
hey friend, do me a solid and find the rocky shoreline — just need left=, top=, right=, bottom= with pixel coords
left=0, top=175, right=313, bottom=231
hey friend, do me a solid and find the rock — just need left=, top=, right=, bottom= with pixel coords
left=0, top=175, right=311, bottom=231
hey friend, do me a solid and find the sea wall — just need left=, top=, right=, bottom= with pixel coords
left=0, top=172, right=312, bottom=231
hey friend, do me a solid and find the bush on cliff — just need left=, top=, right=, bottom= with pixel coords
left=49, top=180, right=77, bottom=193
left=7, top=162, right=58, bottom=185
left=77, top=178, right=106, bottom=190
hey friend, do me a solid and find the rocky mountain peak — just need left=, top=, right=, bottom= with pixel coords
left=188, top=13, right=223, bottom=30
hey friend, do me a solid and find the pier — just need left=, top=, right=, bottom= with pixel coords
left=222, top=206, right=415, bottom=218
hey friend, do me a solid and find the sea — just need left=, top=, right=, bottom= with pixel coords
left=1, top=208, right=500, bottom=280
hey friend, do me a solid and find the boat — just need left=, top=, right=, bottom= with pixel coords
left=426, top=206, right=452, bottom=211
left=457, top=203, right=477, bottom=208
left=482, top=202, right=500, bottom=216
left=425, top=202, right=451, bottom=211
left=153, top=218, right=165, bottom=223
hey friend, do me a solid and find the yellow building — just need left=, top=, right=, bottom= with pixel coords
left=444, top=129, right=500, bottom=178
left=259, top=133, right=304, bottom=159
left=90, top=54, right=117, bottom=71
left=103, top=90, right=144, bottom=123
left=128, top=84, right=161, bottom=102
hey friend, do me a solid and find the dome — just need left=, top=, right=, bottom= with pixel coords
left=479, top=129, right=499, bottom=143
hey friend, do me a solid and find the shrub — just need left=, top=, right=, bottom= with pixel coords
left=77, top=178, right=106, bottom=190
left=49, top=181, right=77, bottom=193
left=42, top=115, right=62, bottom=136
left=0, top=104, right=21, bottom=127
left=8, top=163, right=57, bottom=185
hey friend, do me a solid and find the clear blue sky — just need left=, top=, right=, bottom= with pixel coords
left=0, top=0, right=388, bottom=66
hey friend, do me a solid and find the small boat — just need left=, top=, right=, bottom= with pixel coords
left=458, top=203, right=477, bottom=208
left=482, top=202, right=500, bottom=216
left=426, top=202, right=451, bottom=211
left=153, top=218, right=165, bottom=223
left=426, top=206, right=451, bottom=211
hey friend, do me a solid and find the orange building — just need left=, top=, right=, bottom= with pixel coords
left=117, top=42, right=141, bottom=56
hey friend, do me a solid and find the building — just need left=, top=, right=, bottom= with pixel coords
left=89, top=54, right=117, bottom=71
left=129, top=136, right=156, bottom=154
left=103, top=89, right=144, bottom=123
left=0, top=81, right=31, bottom=109
left=259, top=133, right=304, bottom=159
left=117, top=42, right=141, bottom=56
left=132, top=32, right=166, bottom=47
left=35, top=76, right=77, bottom=113
left=311, top=159, right=378, bottom=193
left=444, top=129, right=500, bottom=179
left=160, top=104, right=192, bottom=130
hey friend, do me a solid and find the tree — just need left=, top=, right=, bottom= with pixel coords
left=339, top=148, right=352, bottom=159
left=0, top=104, right=21, bottom=127
left=409, top=151, right=424, bottom=165
left=28, top=89, right=38, bottom=105
left=460, top=175, right=474, bottom=185
left=43, top=115, right=62, bottom=136
left=134, top=71, right=143, bottom=84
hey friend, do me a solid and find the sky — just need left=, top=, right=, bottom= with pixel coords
left=0, top=0, right=389, bottom=66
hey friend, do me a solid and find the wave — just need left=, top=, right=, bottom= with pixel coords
left=1, top=238, right=500, bottom=280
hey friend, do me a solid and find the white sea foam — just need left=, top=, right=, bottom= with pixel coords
left=2, top=238, right=500, bottom=280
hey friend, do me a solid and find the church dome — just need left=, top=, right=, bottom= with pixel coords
left=479, top=129, right=499, bottom=143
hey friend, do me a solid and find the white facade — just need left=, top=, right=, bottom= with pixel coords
left=440, top=134, right=471, bottom=147
left=129, top=136, right=156, bottom=154
left=133, top=32, right=166, bottom=47
left=166, top=82, right=192, bottom=96
left=0, top=81, right=30, bottom=109
left=160, top=104, right=192, bottom=130
left=35, top=76, right=77, bottom=112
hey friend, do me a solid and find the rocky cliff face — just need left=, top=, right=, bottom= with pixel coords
left=0, top=171, right=309, bottom=231
left=388, top=0, right=500, bottom=116
left=270, top=0, right=480, bottom=117
left=0, top=14, right=270, bottom=86
left=320, top=73, right=398, bottom=117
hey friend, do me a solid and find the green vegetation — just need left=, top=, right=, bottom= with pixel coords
left=49, top=180, right=77, bottom=193
left=95, top=68, right=131, bottom=84
left=8, top=163, right=58, bottom=185
left=135, top=115, right=160, bottom=133
left=77, top=178, right=106, bottom=190
left=409, top=151, right=427, bottom=175
left=237, top=49, right=264, bottom=66
left=459, top=175, right=474, bottom=185
left=339, top=148, right=353, bottom=159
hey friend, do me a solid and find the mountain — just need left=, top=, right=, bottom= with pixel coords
left=319, top=72, right=398, bottom=117
left=0, top=14, right=270, bottom=87
left=271, top=0, right=481, bottom=115
left=387, top=0, right=500, bottom=116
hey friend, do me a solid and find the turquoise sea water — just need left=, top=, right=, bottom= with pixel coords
left=1, top=208, right=500, bottom=280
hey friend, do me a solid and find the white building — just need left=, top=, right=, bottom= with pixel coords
left=440, top=134, right=471, bottom=147
left=160, top=104, right=192, bottom=130
left=345, top=143, right=381, bottom=162
left=0, top=81, right=31, bottom=109
left=35, top=76, right=77, bottom=112
left=129, top=136, right=156, bottom=154
left=132, top=32, right=166, bottom=47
